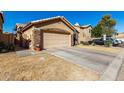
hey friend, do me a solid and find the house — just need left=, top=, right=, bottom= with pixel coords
left=0, top=12, right=4, bottom=34
left=15, top=16, right=79, bottom=50
left=15, top=23, right=26, bottom=46
left=74, top=23, right=92, bottom=43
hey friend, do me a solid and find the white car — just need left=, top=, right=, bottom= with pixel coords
left=117, top=39, right=124, bottom=43
left=116, top=39, right=122, bottom=44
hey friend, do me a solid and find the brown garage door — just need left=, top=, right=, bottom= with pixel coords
left=43, top=32, right=70, bottom=49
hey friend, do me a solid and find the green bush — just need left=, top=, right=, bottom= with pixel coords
left=92, top=42, right=96, bottom=46
left=0, top=41, right=9, bottom=53
left=104, top=40, right=112, bottom=47
left=0, top=41, right=5, bottom=47
left=0, top=42, right=15, bottom=52
left=80, top=41, right=90, bottom=45
left=0, top=41, right=7, bottom=50
left=8, top=43, right=15, bottom=51
left=88, top=41, right=93, bottom=44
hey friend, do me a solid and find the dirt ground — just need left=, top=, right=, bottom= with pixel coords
left=77, top=45, right=121, bottom=54
left=0, top=51, right=99, bottom=81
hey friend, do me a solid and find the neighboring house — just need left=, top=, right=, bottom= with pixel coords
left=0, top=12, right=4, bottom=34
left=74, top=23, right=92, bottom=43
left=15, top=23, right=26, bottom=46
left=15, top=16, right=79, bottom=50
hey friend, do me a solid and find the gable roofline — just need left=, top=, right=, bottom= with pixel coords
left=74, top=24, right=92, bottom=29
left=60, top=17, right=79, bottom=33
left=0, top=12, right=4, bottom=23
left=16, top=23, right=26, bottom=27
left=21, top=16, right=79, bottom=33
left=81, top=24, right=92, bottom=28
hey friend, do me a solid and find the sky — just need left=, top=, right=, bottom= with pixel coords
left=2, top=11, right=124, bottom=33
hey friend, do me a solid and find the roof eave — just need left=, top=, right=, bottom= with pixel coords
left=0, top=13, right=4, bottom=23
left=20, top=16, right=79, bottom=33
left=21, top=23, right=33, bottom=32
left=60, top=17, right=79, bottom=33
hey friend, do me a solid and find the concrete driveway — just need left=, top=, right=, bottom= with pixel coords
left=47, top=47, right=116, bottom=74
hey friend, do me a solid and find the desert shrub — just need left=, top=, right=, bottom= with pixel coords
left=88, top=41, right=93, bottom=45
left=92, top=42, right=96, bottom=46
left=0, top=42, right=15, bottom=52
left=8, top=43, right=15, bottom=51
left=104, top=40, right=112, bottom=47
left=0, top=42, right=7, bottom=50
left=0, top=42, right=9, bottom=53
left=0, top=41, right=5, bottom=47
left=80, top=41, right=90, bottom=45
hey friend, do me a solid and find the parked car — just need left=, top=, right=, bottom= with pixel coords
left=92, top=37, right=119, bottom=46
left=115, top=39, right=122, bottom=44
left=92, top=38, right=104, bottom=45
left=116, top=39, right=124, bottom=43
left=111, top=38, right=119, bottom=46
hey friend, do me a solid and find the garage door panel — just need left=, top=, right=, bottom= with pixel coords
left=43, top=32, right=70, bottom=49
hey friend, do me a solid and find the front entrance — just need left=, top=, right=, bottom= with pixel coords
left=72, top=33, right=78, bottom=46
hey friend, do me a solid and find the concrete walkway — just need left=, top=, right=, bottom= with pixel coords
left=117, top=57, right=124, bottom=80
left=47, top=47, right=115, bottom=74
left=100, top=52, right=123, bottom=80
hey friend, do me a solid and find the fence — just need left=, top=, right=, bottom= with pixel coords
left=0, top=33, right=14, bottom=44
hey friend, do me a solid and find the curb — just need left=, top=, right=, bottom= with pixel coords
left=100, top=50, right=124, bottom=81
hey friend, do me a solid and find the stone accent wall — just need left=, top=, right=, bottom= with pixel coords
left=32, top=29, right=43, bottom=50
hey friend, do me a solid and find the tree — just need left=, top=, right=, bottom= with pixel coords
left=91, top=24, right=102, bottom=37
left=91, top=14, right=117, bottom=37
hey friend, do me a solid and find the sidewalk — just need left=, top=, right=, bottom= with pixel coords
left=117, top=58, right=124, bottom=80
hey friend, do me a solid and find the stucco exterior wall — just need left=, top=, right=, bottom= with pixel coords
left=34, top=20, right=74, bottom=34
left=22, top=26, right=34, bottom=48
left=74, top=26, right=92, bottom=43
left=80, top=27, right=92, bottom=42
left=16, top=32, right=21, bottom=41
